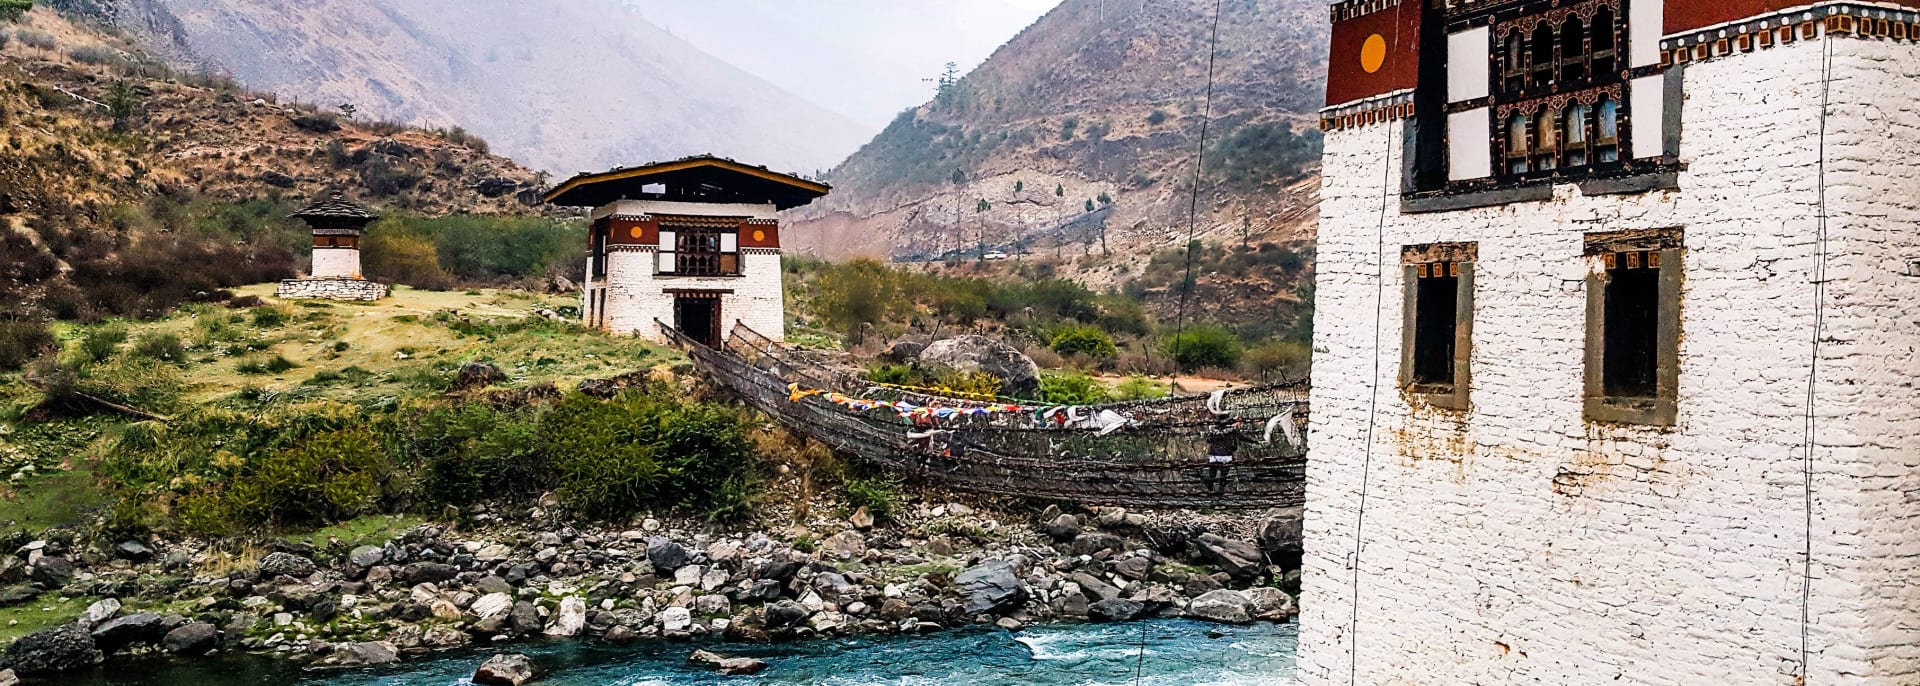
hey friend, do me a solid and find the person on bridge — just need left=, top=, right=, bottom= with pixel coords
left=1204, top=412, right=1245, bottom=496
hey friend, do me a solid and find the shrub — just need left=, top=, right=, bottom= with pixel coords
left=815, top=259, right=905, bottom=343
left=14, top=31, right=52, bottom=50
left=65, top=45, right=115, bottom=64
left=1243, top=340, right=1311, bottom=380
left=844, top=477, right=901, bottom=522
left=216, top=428, right=394, bottom=530
left=1113, top=375, right=1172, bottom=401
left=290, top=112, right=340, bottom=133
left=1039, top=371, right=1108, bottom=405
left=1049, top=326, right=1117, bottom=359
left=1162, top=325, right=1242, bottom=370
left=935, top=370, right=1002, bottom=399
left=541, top=388, right=757, bottom=521
left=1146, top=109, right=1169, bottom=125
left=236, top=355, right=297, bottom=375
left=866, top=364, right=924, bottom=388
left=0, top=320, right=55, bottom=371
left=131, top=332, right=185, bottom=364
left=362, top=231, right=454, bottom=290
left=0, top=1, right=32, bottom=23
left=410, top=403, right=547, bottom=507
left=78, top=325, right=128, bottom=364
left=249, top=306, right=290, bottom=328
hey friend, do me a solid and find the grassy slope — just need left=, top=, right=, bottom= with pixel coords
left=0, top=286, right=679, bottom=536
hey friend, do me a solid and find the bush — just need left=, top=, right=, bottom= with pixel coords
left=1243, top=340, right=1311, bottom=380
left=1162, top=326, right=1242, bottom=370
left=1049, top=325, right=1116, bottom=359
left=362, top=231, right=454, bottom=290
left=935, top=370, right=1002, bottom=399
left=815, top=259, right=905, bottom=343
left=249, top=306, right=290, bottom=328
left=213, top=428, right=394, bottom=530
left=14, top=31, right=52, bottom=50
left=843, top=477, right=901, bottom=522
left=78, top=325, right=128, bottom=364
left=1039, top=371, right=1108, bottom=405
left=236, top=355, right=297, bottom=375
left=65, top=45, right=115, bottom=64
left=131, top=332, right=185, bottom=364
left=409, top=403, right=547, bottom=507
left=1113, top=375, right=1171, bottom=401
left=0, top=320, right=55, bottom=371
left=541, top=388, right=758, bottom=521
left=0, top=1, right=23, bottom=24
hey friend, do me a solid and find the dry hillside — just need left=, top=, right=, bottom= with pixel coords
left=44, top=0, right=872, bottom=176
left=789, top=0, right=1329, bottom=270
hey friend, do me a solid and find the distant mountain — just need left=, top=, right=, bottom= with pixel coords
left=790, top=0, right=1328, bottom=265
left=50, top=0, right=873, bottom=176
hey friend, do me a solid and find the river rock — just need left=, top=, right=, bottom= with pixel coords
left=1186, top=589, right=1254, bottom=624
left=81, top=598, right=121, bottom=626
left=545, top=597, right=587, bottom=637
left=917, top=336, right=1041, bottom=397
left=820, top=531, right=866, bottom=560
left=955, top=560, right=1026, bottom=615
left=1257, top=507, right=1305, bottom=559
left=91, top=612, right=168, bottom=653
left=1244, top=587, right=1297, bottom=619
left=765, top=600, right=810, bottom=628
left=257, top=552, right=317, bottom=579
left=403, top=562, right=458, bottom=584
left=343, top=641, right=399, bottom=666
left=850, top=506, right=875, bottom=530
left=114, top=541, right=152, bottom=561
left=1, top=624, right=103, bottom=675
left=1069, top=533, right=1125, bottom=557
left=162, top=622, right=218, bottom=656
left=689, top=649, right=768, bottom=676
left=1194, top=534, right=1264, bottom=579
left=659, top=606, right=693, bottom=632
left=1042, top=514, right=1081, bottom=542
left=1069, top=572, right=1122, bottom=602
left=472, top=653, right=542, bottom=686
left=27, top=557, right=73, bottom=587
left=348, top=546, right=385, bottom=570
left=647, top=539, right=689, bottom=574
left=1088, top=597, right=1145, bottom=622
left=1113, top=556, right=1152, bottom=580
left=472, top=592, right=513, bottom=619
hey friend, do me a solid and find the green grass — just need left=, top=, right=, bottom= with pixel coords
left=0, top=595, right=102, bottom=645
left=0, top=467, right=107, bottom=535
left=279, top=514, right=427, bottom=548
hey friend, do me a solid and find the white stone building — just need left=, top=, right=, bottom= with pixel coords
left=276, top=192, right=388, bottom=301
left=543, top=156, right=829, bottom=345
left=1303, top=0, right=1920, bottom=683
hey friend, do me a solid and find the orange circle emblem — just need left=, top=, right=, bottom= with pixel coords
left=1361, top=34, right=1388, bottom=74
left=752, top=230, right=766, bottom=242
left=629, top=226, right=643, bottom=239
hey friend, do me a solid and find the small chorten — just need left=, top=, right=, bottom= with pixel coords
left=275, top=191, right=389, bottom=301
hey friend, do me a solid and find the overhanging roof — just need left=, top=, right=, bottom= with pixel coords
left=542, top=155, right=831, bottom=210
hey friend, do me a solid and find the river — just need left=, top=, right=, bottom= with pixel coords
left=66, top=619, right=1297, bottom=685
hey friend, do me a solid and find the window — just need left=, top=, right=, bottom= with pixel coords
left=1401, top=243, right=1476, bottom=410
left=1584, top=228, right=1681, bottom=426
left=1487, top=0, right=1628, bottom=182
left=657, top=224, right=742, bottom=277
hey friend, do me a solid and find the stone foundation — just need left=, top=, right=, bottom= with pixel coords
left=276, top=278, right=388, bottom=301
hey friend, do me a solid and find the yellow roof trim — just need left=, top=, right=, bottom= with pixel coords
left=542, top=157, right=830, bottom=205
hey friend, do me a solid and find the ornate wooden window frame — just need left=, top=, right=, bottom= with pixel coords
left=1583, top=227, right=1681, bottom=426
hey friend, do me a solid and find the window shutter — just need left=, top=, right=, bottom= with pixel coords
left=1446, top=27, right=1490, bottom=103
left=657, top=230, right=676, bottom=274
left=1448, top=108, right=1493, bottom=181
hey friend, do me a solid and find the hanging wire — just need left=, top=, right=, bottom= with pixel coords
left=1169, top=0, right=1227, bottom=396
left=1797, top=30, right=1835, bottom=684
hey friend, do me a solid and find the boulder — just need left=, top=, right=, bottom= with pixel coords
left=764, top=600, right=809, bottom=629
left=114, top=541, right=153, bottom=562
left=882, top=339, right=928, bottom=363
left=342, top=641, right=399, bottom=666
left=1243, top=587, right=1297, bottom=620
left=81, top=598, right=121, bottom=627
left=916, top=336, right=1041, bottom=398
left=348, top=545, right=386, bottom=570
left=472, top=653, right=542, bottom=686
left=471, top=592, right=513, bottom=619
left=90, top=613, right=168, bottom=653
left=849, top=506, right=875, bottom=531
left=0, top=586, right=41, bottom=607
left=954, top=560, right=1027, bottom=616
left=1069, top=533, right=1126, bottom=557
left=1069, top=572, right=1122, bottom=602
left=1194, top=534, right=1264, bottom=580
left=646, top=539, right=689, bottom=574
left=819, top=531, right=866, bottom=560
left=402, top=562, right=458, bottom=584
left=453, top=361, right=506, bottom=392
left=0, top=624, right=103, bottom=675
left=659, top=606, right=693, bottom=632
left=689, top=649, right=768, bottom=676
left=27, top=557, right=73, bottom=587
left=1186, top=589, right=1255, bottom=624
left=1256, top=507, right=1305, bottom=561
left=162, top=622, right=218, bottom=656
left=1113, top=556, right=1153, bottom=580
left=257, top=552, right=317, bottom=579
left=1042, top=514, right=1081, bottom=542
left=544, top=597, right=587, bottom=637
left=1088, top=597, right=1145, bottom=623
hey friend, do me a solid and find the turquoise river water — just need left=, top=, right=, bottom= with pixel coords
left=62, top=619, right=1296, bottom=685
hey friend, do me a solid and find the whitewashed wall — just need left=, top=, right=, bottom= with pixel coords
left=600, top=248, right=786, bottom=342
left=1300, top=38, right=1920, bottom=685
left=310, top=247, right=361, bottom=280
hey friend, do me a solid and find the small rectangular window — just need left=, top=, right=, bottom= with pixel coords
left=1585, top=228, right=1681, bottom=425
left=1401, top=242, right=1476, bottom=410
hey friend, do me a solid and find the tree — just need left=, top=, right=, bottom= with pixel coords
left=337, top=103, right=357, bottom=119
left=1014, top=180, right=1024, bottom=193
left=934, top=61, right=962, bottom=109
left=1055, top=183, right=1064, bottom=197
left=105, top=81, right=140, bottom=132
left=816, top=259, right=903, bottom=344
left=951, top=167, right=967, bottom=185
left=1084, top=199, right=1095, bottom=213
left=0, top=1, right=31, bottom=22
left=975, top=199, right=991, bottom=213
left=1097, top=192, right=1112, bottom=205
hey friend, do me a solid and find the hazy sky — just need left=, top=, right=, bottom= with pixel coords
left=628, top=0, right=1065, bottom=131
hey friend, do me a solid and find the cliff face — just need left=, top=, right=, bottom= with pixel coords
left=787, top=0, right=1330, bottom=270
left=50, top=0, right=872, bottom=176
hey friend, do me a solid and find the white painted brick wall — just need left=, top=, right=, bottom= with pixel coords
left=309, top=247, right=361, bottom=280
left=600, top=249, right=786, bottom=342
left=1300, top=38, right=1920, bottom=685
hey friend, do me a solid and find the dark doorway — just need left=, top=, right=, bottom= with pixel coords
left=673, top=294, right=722, bottom=348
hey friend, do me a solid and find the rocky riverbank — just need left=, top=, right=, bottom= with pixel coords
left=0, top=500, right=1302, bottom=680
